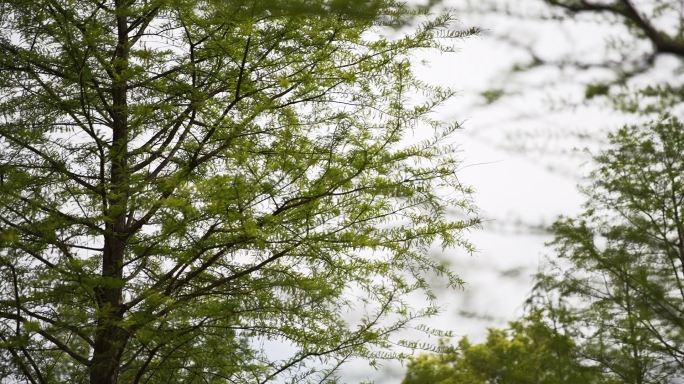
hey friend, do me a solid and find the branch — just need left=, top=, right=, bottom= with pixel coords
left=0, top=334, right=43, bottom=384
left=0, top=311, right=90, bottom=365
left=548, top=0, right=684, bottom=56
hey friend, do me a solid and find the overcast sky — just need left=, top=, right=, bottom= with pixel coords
left=339, top=0, right=648, bottom=382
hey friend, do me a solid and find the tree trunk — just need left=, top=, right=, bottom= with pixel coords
left=90, top=3, right=130, bottom=382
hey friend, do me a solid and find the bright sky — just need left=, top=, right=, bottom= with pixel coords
left=338, top=0, right=652, bottom=381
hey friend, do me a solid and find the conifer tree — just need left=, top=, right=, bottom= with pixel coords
left=0, top=1, right=479, bottom=382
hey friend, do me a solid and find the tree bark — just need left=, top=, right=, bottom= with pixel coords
left=90, top=2, right=130, bottom=383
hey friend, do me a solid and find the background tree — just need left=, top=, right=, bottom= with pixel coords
left=401, top=114, right=684, bottom=384
left=0, top=1, right=479, bottom=383
left=533, top=115, right=684, bottom=383
left=401, top=309, right=613, bottom=384
left=451, top=0, right=684, bottom=166
left=537, top=0, right=684, bottom=113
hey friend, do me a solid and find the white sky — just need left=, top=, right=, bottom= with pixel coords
left=336, top=0, right=669, bottom=381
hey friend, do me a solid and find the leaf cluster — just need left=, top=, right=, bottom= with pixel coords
left=402, top=310, right=613, bottom=384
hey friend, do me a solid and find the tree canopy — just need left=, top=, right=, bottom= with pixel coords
left=0, top=1, right=479, bottom=383
left=541, top=0, right=684, bottom=114
left=450, top=0, right=684, bottom=168
left=532, top=115, right=684, bottom=383
left=402, top=310, right=614, bottom=384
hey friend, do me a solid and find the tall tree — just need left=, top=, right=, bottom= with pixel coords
left=0, top=1, right=479, bottom=383
left=534, top=115, right=684, bottom=383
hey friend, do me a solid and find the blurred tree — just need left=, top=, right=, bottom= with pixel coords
left=451, top=0, right=684, bottom=171
left=402, top=310, right=613, bottom=384
left=0, top=0, right=479, bottom=383
left=534, top=115, right=684, bottom=383
left=541, top=0, right=684, bottom=113
left=467, top=0, right=684, bottom=113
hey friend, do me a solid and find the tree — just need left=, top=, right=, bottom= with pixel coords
left=534, top=115, right=684, bottom=383
left=0, top=1, right=480, bottom=383
left=401, top=310, right=612, bottom=384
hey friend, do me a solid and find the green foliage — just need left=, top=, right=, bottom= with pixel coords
left=480, top=89, right=506, bottom=104
left=402, top=310, right=612, bottom=384
left=584, top=83, right=610, bottom=100
left=535, top=115, right=684, bottom=383
left=0, top=1, right=479, bottom=383
left=404, top=113, right=684, bottom=384
left=227, top=0, right=417, bottom=26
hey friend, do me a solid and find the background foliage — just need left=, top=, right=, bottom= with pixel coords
left=404, top=116, right=684, bottom=383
